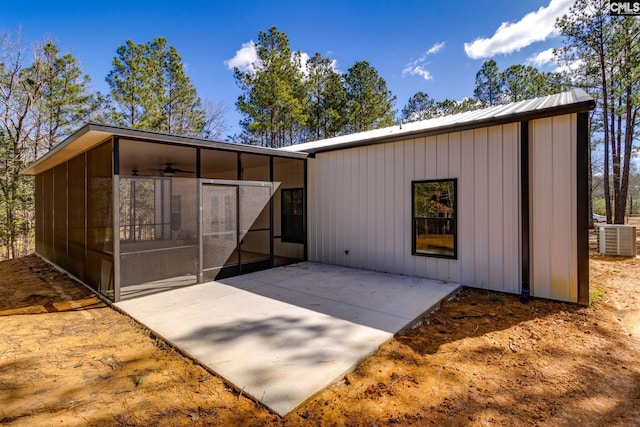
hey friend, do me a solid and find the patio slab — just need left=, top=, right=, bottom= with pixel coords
left=115, top=262, right=461, bottom=416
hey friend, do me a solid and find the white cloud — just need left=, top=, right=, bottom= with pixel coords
left=527, top=47, right=585, bottom=75
left=526, top=48, right=583, bottom=73
left=402, top=65, right=433, bottom=80
left=403, top=42, right=445, bottom=81
left=299, top=51, right=311, bottom=76
left=526, top=48, right=556, bottom=67
left=329, top=59, right=339, bottom=73
left=226, top=43, right=340, bottom=77
left=426, top=41, right=446, bottom=56
left=464, top=0, right=574, bottom=59
left=224, top=41, right=257, bottom=73
left=299, top=52, right=340, bottom=77
left=555, top=58, right=584, bottom=74
left=299, top=52, right=310, bottom=66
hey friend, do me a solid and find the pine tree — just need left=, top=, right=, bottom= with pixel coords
left=557, top=0, right=639, bottom=224
left=162, top=44, right=206, bottom=136
left=234, top=27, right=307, bottom=147
left=106, top=40, right=150, bottom=128
left=30, top=42, right=94, bottom=153
left=401, top=92, right=437, bottom=122
left=0, top=34, right=94, bottom=259
left=344, top=61, right=396, bottom=133
left=435, top=98, right=481, bottom=116
left=304, top=52, right=347, bottom=140
left=106, top=37, right=209, bottom=137
left=474, top=59, right=503, bottom=106
left=501, top=64, right=564, bottom=103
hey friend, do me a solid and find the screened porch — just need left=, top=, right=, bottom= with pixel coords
left=29, top=125, right=307, bottom=302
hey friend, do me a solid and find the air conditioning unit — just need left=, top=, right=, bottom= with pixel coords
left=597, top=225, right=637, bottom=257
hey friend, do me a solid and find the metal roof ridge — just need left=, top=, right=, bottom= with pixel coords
left=281, top=89, right=595, bottom=154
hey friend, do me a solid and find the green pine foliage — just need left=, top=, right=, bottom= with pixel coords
left=31, top=42, right=94, bottom=153
left=501, top=64, right=564, bottom=103
left=401, top=92, right=437, bottom=122
left=344, top=61, right=396, bottom=133
left=304, top=53, right=348, bottom=141
left=474, top=59, right=503, bottom=107
left=106, top=37, right=207, bottom=137
left=401, top=61, right=565, bottom=122
left=434, top=98, right=481, bottom=116
left=473, top=60, right=563, bottom=106
left=234, top=27, right=307, bottom=147
left=233, top=27, right=397, bottom=146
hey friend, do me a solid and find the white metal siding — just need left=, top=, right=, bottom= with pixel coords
left=530, top=115, right=578, bottom=302
left=473, top=128, right=490, bottom=288
left=307, top=124, right=521, bottom=292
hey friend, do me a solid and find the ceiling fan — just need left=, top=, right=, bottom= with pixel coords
left=149, top=163, right=194, bottom=176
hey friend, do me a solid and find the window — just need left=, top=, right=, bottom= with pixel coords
left=281, top=188, right=304, bottom=243
left=412, top=179, right=457, bottom=258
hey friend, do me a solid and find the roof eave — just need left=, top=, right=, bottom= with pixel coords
left=21, top=122, right=307, bottom=175
left=21, top=123, right=112, bottom=175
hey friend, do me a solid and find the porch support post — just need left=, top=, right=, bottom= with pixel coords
left=196, top=147, right=201, bottom=179
left=198, top=180, right=203, bottom=283
left=269, top=156, right=274, bottom=266
left=113, top=137, right=121, bottom=302
left=303, top=158, right=308, bottom=261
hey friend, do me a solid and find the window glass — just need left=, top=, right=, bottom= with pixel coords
left=281, top=188, right=304, bottom=243
left=413, top=179, right=457, bottom=258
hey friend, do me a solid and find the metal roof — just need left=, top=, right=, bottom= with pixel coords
left=22, top=90, right=595, bottom=175
left=280, top=88, right=595, bottom=155
left=22, top=122, right=307, bottom=175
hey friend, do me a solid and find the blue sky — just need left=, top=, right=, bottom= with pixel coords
left=2, top=0, right=574, bottom=139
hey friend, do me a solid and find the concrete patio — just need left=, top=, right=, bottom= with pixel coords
left=115, top=262, right=461, bottom=416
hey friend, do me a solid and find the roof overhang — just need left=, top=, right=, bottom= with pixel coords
left=22, top=123, right=308, bottom=175
left=280, top=88, right=596, bottom=156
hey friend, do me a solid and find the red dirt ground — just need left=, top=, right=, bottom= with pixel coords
left=1, top=229, right=639, bottom=426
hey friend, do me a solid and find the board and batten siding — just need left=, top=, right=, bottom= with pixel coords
left=529, top=115, right=578, bottom=302
left=306, top=123, right=522, bottom=294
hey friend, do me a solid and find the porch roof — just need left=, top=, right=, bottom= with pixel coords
left=22, top=123, right=307, bottom=176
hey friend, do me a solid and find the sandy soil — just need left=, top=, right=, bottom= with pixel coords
left=1, top=230, right=639, bottom=426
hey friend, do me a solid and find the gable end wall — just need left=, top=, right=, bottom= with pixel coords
left=307, top=114, right=581, bottom=303
left=307, top=123, right=522, bottom=294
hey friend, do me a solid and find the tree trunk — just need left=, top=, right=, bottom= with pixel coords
left=611, top=95, right=622, bottom=223
left=600, top=37, right=612, bottom=224
left=618, top=84, right=635, bottom=223
left=588, top=131, right=594, bottom=229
